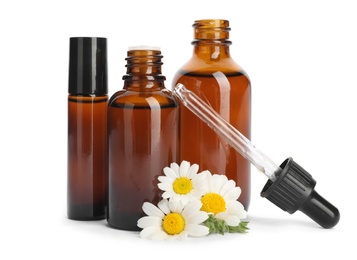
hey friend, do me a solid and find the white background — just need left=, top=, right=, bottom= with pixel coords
left=1, top=0, right=356, bottom=259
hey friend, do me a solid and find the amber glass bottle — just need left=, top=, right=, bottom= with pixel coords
left=108, top=47, right=179, bottom=230
left=67, top=37, right=108, bottom=220
left=172, top=20, right=251, bottom=209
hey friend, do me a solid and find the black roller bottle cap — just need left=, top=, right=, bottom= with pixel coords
left=261, top=157, right=340, bottom=228
left=69, top=37, right=108, bottom=95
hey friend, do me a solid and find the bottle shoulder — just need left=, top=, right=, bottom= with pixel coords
left=174, top=56, right=248, bottom=77
left=172, top=58, right=250, bottom=89
left=108, top=88, right=179, bottom=108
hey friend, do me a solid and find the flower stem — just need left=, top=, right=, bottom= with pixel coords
left=203, top=214, right=249, bottom=234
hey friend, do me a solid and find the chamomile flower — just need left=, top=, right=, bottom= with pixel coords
left=158, top=161, right=207, bottom=206
left=200, top=172, right=247, bottom=227
left=137, top=199, right=209, bottom=240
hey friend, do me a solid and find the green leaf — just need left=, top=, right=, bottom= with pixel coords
left=203, top=214, right=249, bottom=235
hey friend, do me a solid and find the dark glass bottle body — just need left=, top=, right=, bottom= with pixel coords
left=172, top=20, right=251, bottom=209
left=108, top=49, right=179, bottom=230
left=67, top=37, right=108, bottom=220
left=67, top=95, right=108, bottom=220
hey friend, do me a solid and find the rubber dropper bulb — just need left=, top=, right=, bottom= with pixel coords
left=300, top=190, right=340, bottom=228
left=261, top=158, right=340, bottom=228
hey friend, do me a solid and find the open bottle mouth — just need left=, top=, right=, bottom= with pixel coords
left=173, top=83, right=340, bottom=229
left=125, top=48, right=163, bottom=67
left=123, top=47, right=165, bottom=81
left=193, top=19, right=231, bottom=40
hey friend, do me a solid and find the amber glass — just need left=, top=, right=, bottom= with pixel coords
left=108, top=49, right=179, bottom=230
left=67, top=95, right=108, bottom=220
left=172, top=19, right=251, bottom=209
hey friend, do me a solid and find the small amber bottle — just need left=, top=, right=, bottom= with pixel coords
left=108, top=47, right=179, bottom=230
left=172, top=20, right=251, bottom=209
left=67, top=37, right=108, bottom=220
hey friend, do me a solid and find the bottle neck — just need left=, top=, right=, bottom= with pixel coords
left=123, top=49, right=166, bottom=91
left=191, top=19, right=232, bottom=60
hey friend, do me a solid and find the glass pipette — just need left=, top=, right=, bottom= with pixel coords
left=174, top=83, right=280, bottom=181
left=173, top=83, right=340, bottom=228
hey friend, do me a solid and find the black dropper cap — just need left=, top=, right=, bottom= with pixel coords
left=261, top=157, right=340, bottom=228
left=68, top=37, right=108, bottom=95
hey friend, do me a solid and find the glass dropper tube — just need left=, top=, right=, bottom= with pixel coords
left=174, top=83, right=340, bottom=229
left=174, top=83, right=281, bottom=181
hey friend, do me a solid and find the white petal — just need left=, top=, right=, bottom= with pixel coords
left=199, top=170, right=212, bottom=178
left=142, top=202, right=164, bottom=218
left=150, top=230, right=170, bottom=240
left=187, top=163, right=199, bottom=179
left=168, top=231, right=188, bottom=241
left=169, top=199, right=184, bottom=213
left=162, top=190, right=175, bottom=199
left=225, top=201, right=247, bottom=221
left=163, top=167, right=178, bottom=179
left=215, top=211, right=228, bottom=221
left=187, top=211, right=209, bottom=225
left=170, top=194, right=183, bottom=203
left=186, top=193, right=200, bottom=202
left=226, top=201, right=240, bottom=214
left=179, top=161, right=190, bottom=177
left=177, top=232, right=189, bottom=240
left=193, top=171, right=207, bottom=180
left=186, top=224, right=209, bottom=237
left=204, top=172, right=214, bottom=191
left=220, top=179, right=236, bottom=197
left=223, top=187, right=241, bottom=201
left=195, top=171, right=211, bottom=193
left=224, top=215, right=240, bottom=226
left=240, top=210, right=248, bottom=219
left=158, top=182, right=174, bottom=192
left=215, top=208, right=242, bottom=227
left=158, top=176, right=173, bottom=184
left=140, top=226, right=166, bottom=240
left=210, top=174, right=226, bottom=192
left=170, top=162, right=180, bottom=176
left=214, top=173, right=228, bottom=180
left=179, top=195, right=189, bottom=207
left=190, top=189, right=205, bottom=199
left=137, top=216, right=162, bottom=228
left=181, top=201, right=202, bottom=219
left=157, top=199, right=171, bottom=214
left=192, top=172, right=208, bottom=188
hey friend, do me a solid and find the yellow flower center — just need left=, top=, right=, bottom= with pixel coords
left=173, top=177, right=193, bottom=195
left=201, top=193, right=226, bottom=215
left=162, top=213, right=185, bottom=235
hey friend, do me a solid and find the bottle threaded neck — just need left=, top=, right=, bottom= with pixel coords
left=193, top=19, right=231, bottom=43
left=123, top=48, right=165, bottom=81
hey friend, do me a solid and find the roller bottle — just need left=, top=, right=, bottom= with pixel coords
left=67, top=37, right=108, bottom=220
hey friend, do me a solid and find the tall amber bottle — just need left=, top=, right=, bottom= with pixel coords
left=67, top=37, right=108, bottom=220
left=172, top=20, right=251, bottom=209
left=108, top=47, right=179, bottom=230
